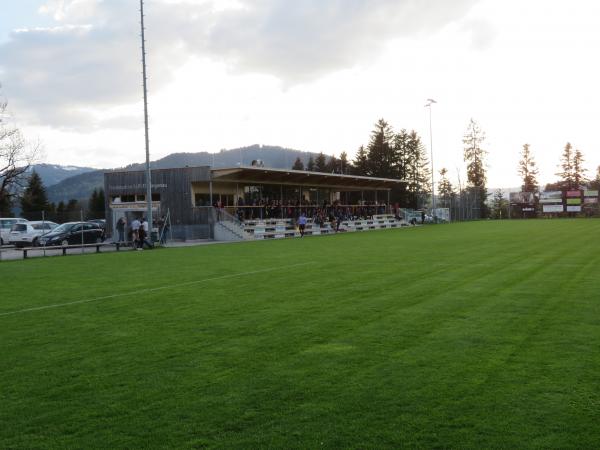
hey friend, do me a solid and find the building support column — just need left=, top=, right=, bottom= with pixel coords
left=280, top=185, right=284, bottom=219
left=387, top=190, right=391, bottom=214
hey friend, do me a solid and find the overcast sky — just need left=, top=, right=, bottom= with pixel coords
left=1, top=0, right=599, bottom=188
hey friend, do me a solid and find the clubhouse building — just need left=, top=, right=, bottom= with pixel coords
left=104, top=165, right=405, bottom=240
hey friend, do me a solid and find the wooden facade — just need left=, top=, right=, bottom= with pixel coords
left=104, top=166, right=403, bottom=240
left=104, top=167, right=212, bottom=240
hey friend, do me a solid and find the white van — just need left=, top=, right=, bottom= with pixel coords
left=0, top=218, right=28, bottom=245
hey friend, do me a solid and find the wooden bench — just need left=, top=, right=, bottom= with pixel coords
left=17, top=243, right=113, bottom=259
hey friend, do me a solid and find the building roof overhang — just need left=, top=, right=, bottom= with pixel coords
left=210, top=166, right=405, bottom=190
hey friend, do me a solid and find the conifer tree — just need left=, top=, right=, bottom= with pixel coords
left=591, top=166, right=600, bottom=190
left=89, top=189, right=98, bottom=215
left=46, top=202, right=56, bottom=221
left=306, top=156, right=315, bottom=171
left=339, top=151, right=350, bottom=174
left=463, top=119, right=488, bottom=218
left=392, top=129, right=411, bottom=205
left=556, top=142, right=574, bottom=189
left=352, top=145, right=369, bottom=176
left=292, top=157, right=304, bottom=170
left=88, top=188, right=106, bottom=219
left=97, top=189, right=106, bottom=218
left=56, top=200, right=66, bottom=222
left=366, top=119, right=396, bottom=178
left=573, top=149, right=587, bottom=187
left=437, top=168, right=455, bottom=208
left=20, top=171, right=48, bottom=220
left=518, top=144, right=539, bottom=193
left=315, top=152, right=327, bottom=172
left=324, top=155, right=337, bottom=173
left=404, top=131, right=431, bottom=209
left=490, top=189, right=507, bottom=219
left=66, top=199, right=81, bottom=221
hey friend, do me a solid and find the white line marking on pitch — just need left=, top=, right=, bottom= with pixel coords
left=0, top=262, right=310, bottom=318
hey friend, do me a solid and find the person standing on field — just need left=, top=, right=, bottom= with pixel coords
left=298, top=212, right=307, bottom=237
left=130, top=217, right=141, bottom=248
left=138, top=217, right=147, bottom=250
left=140, top=217, right=154, bottom=249
left=116, top=217, right=126, bottom=243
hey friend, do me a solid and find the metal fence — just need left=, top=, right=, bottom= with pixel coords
left=437, top=191, right=485, bottom=221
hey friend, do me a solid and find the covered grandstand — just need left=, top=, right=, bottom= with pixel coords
left=104, top=165, right=407, bottom=241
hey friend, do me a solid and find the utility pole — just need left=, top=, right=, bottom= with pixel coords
left=140, top=0, right=153, bottom=229
left=425, top=99, right=437, bottom=221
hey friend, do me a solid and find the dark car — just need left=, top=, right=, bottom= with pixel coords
left=38, top=222, right=105, bottom=247
left=87, top=219, right=106, bottom=230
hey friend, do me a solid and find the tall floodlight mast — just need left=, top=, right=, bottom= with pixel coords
left=425, top=98, right=437, bottom=219
left=140, top=0, right=153, bottom=229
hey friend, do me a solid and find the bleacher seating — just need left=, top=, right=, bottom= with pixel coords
left=237, top=214, right=406, bottom=240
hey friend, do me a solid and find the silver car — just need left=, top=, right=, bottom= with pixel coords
left=0, top=218, right=28, bottom=245
left=9, top=221, right=59, bottom=247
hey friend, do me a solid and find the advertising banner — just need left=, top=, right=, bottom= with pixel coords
left=583, top=197, right=598, bottom=204
left=543, top=204, right=563, bottom=213
left=540, top=191, right=562, bottom=200
left=509, top=192, right=535, bottom=204
left=539, top=198, right=563, bottom=204
left=566, top=198, right=582, bottom=205
left=566, top=206, right=582, bottom=212
left=584, top=190, right=599, bottom=198
left=566, top=190, right=581, bottom=197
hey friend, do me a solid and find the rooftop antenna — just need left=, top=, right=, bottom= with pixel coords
left=140, top=0, right=153, bottom=227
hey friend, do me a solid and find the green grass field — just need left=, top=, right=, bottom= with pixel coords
left=1, top=219, right=600, bottom=448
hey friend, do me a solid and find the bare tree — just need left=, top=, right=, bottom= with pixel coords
left=0, top=97, right=41, bottom=215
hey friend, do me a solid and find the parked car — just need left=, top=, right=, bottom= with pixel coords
left=8, top=221, right=59, bottom=247
left=38, top=222, right=105, bottom=247
left=86, top=219, right=106, bottom=230
left=0, top=218, right=28, bottom=245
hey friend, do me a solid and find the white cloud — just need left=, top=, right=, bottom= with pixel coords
left=38, top=0, right=100, bottom=22
left=204, top=0, right=479, bottom=82
left=3, top=0, right=599, bottom=188
left=1, top=0, right=192, bottom=128
left=0, top=0, right=480, bottom=128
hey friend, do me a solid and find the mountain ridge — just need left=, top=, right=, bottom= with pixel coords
left=46, top=145, right=322, bottom=203
left=29, top=163, right=96, bottom=188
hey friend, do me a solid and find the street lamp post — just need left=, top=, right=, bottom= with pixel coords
left=425, top=98, right=437, bottom=220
